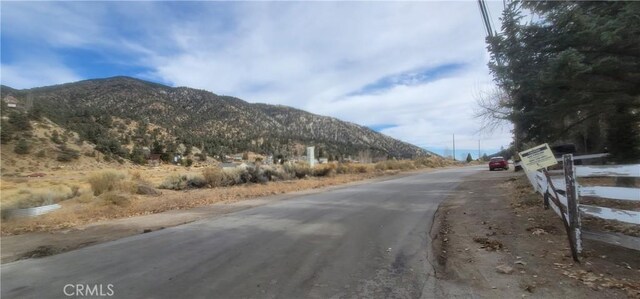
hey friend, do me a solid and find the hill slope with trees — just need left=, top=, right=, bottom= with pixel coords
left=1, top=76, right=432, bottom=163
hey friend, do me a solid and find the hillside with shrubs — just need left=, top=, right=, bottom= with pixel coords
left=1, top=76, right=432, bottom=164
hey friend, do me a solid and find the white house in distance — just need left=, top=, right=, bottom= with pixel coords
left=3, top=96, right=18, bottom=108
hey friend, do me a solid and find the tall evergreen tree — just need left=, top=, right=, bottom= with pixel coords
left=486, top=1, right=640, bottom=162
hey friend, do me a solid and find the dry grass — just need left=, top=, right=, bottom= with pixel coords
left=313, top=163, right=337, bottom=177
left=1, top=182, right=87, bottom=211
left=1, top=172, right=387, bottom=235
left=87, top=170, right=125, bottom=195
left=374, top=160, right=416, bottom=171
left=159, top=174, right=207, bottom=190
left=0, top=155, right=456, bottom=235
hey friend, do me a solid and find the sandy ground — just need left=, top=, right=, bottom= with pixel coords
left=431, top=169, right=640, bottom=298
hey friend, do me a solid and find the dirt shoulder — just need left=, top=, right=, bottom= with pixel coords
left=1, top=167, right=442, bottom=264
left=431, top=170, right=640, bottom=298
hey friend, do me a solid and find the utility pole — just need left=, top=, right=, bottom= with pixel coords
left=453, top=134, right=456, bottom=161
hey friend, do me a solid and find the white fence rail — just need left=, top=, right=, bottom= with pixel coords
left=579, top=186, right=640, bottom=202
left=525, top=153, right=640, bottom=261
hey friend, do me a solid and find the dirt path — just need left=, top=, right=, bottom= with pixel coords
left=431, top=170, right=640, bottom=298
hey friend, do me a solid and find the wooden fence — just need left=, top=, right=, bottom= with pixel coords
left=525, top=153, right=640, bottom=262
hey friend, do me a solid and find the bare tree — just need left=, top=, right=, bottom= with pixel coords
left=473, top=87, right=512, bottom=133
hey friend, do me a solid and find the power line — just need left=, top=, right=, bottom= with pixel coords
left=477, top=0, right=494, bottom=38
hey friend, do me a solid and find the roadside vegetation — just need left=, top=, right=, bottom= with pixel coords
left=0, top=156, right=454, bottom=235
left=157, top=157, right=449, bottom=191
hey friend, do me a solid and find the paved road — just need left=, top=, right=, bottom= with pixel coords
left=1, top=167, right=482, bottom=299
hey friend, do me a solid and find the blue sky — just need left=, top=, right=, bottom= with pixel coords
left=1, top=1, right=511, bottom=157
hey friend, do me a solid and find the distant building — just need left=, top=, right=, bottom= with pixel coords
left=3, top=96, right=18, bottom=108
left=319, top=158, right=328, bottom=164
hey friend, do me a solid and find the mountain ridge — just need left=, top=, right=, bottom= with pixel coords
left=1, top=76, right=434, bottom=161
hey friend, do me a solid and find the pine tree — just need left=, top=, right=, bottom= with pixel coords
left=486, top=1, right=640, bottom=162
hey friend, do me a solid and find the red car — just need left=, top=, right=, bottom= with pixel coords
left=489, top=157, right=509, bottom=171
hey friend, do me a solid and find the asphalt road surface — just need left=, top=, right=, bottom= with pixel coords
left=1, top=167, right=483, bottom=299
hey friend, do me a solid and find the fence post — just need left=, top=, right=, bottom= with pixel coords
left=543, top=191, right=549, bottom=209
left=564, top=154, right=582, bottom=259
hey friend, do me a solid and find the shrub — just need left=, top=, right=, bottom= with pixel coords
left=413, top=156, right=447, bottom=168
left=313, top=163, right=337, bottom=177
left=8, top=111, right=31, bottom=131
left=284, top=163, right=312, bottom=179
left=261, top=165, right=290, bottom=181
left=15, top=192, right=55, bottom=208
left=186, top=174, right=207, bottom=188
left=88, top=171, right=125, bottom=196
left=274, top=166, right=291, bottom=181
left=223, top=168, right=244, bottom=186
left=159, top=174, right=207, bottom=190
left=336, top=163, right=350, bottom=174
left=14, top=138, right=29, bottom=154
left=129, top=170, right=142, bottom=180
left=130, top=153, right=146, bottom=165
left=159, top=174, right=184, bottom=190
left=375, top=160, right=415, bottom=171
left=115, top=180, right=138, bottom=194
left=99, top=191, right=130, bottom=206
left=70, top=185, right=81, bottom=197
left=3, top=186, right=76, bottom=209
left=0, top=120, right=13, bottom=144
left=57, top=144, right=80, bottom=162
left=50, top=130, right=62, bottom=144
left=352, top=164, right=373, bottom=173
left=246, top=166, right=268, bottom=184
left=77, top=192, right=94, bottom=203
left=184, top=158, right=194, bottom=167
left=203, top=167, right=226, bottom=187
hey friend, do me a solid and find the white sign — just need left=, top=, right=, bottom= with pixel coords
left=518, top=143, right=557, bottom=171
left=307, top=146, right=315, bottom=167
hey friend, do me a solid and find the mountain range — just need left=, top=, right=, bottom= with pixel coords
left=1, top=76, right=433, bottom=161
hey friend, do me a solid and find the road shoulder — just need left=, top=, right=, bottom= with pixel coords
left=431, top=170, right=639, bottom=298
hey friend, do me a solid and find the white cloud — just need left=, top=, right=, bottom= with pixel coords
left=1, top=62, right=81, bottom=89
left=1, top=1, right=513, bottom=151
